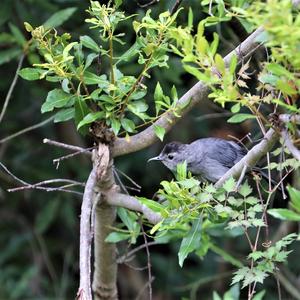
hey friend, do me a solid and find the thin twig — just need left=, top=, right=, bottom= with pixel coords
left=0, top=54, right=25, bottom=124
left=170, top=0, right=183, bottom=15
left=43, top=138, right=91, bottom=154
left=117, top=241, right=158, bottom=264
left=0, top=161, right=83, bottom=195
left=141, top=221, right=153, bottom=300
left=135, top=277, right=155, bottom=300
left=0, top=116, right=54, bottom=144
left=136, top=0, right=159, bottom=8
left=113, top=167, right=142, bottom=189
left=53, top=147, right=94, bottom=169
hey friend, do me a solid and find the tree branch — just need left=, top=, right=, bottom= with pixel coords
left=43, top=138, right=92, bottom=154
left=281, top=129, right=300, bottom=161
left=77, top=166, right=97, bottom=300
left=0, top=116, right=54, bottom=144
left=105, top=192, right=162, bottom=224
left=215, top=128, right=279, bottom=188
left=112, top=27, right=264, bottom=157
left=0, top=54, right=25, bottom=124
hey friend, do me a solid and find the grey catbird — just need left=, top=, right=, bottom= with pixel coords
left=148, top=137, right=247, bottom=183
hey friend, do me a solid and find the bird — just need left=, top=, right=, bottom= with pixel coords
left=148, top=137, right=247, bottom=183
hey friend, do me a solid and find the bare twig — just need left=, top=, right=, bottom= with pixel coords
left=276, top=271, right=300, bottom=300
left=113, top=167, right=142, bottom=189
left=0, top=54, right=25, bottom=124
left=43, top=138, right=91, bottom=154
left=53, top=147, right=94, bottom=168
left=0, top=116, right=54, bottom=144
left=135, top=277, right=155, bottom=300
left=0, top=161, right=83, bottom=195
left=141, top=222, right=153, bottom=300
left=136, top=0, right=159, bottom=8
left=170, top=0, right=183, bottom=15
left=117, top=241, right=158, bottom=264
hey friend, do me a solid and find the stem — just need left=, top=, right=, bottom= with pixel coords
left=109, top=32, right=115, bottom=86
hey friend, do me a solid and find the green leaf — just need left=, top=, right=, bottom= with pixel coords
left=74, top=96, right=90, bottom=134
left=223, top=177, right=236, bottom=193
left=85, top=53, right=98, bottom=70
left=80, top=35, right=100, bottom=52
left=9, top=23, right=26, bottom=46
left=117, top=207, right=138, bottom=232
left=43, top=7, right=77, bottom=29
left=83, top=71, right=108, bottom=86
left=183, top=64, right=208, bottom=82
left=227, top=113, right=256, bottom=123
left=276, top=80, right=297, bottom=95
left=229, top=54, right=238, bottom=75
left=176, top=162, right=187, bottom=181
left=154, top=82, right=163, bottom=104
left=239, top=181, right=252, bottom=197
left=287, top=186, right=300, bottom=213
left=215, top=53, right=225, bottom=75
left=268, top=208, right=300, bottom=221
left=77, top=111, right=104, bottom=129
left=115, top=0, right=123, bottom=8
left=111, top=118, right=121, bottom=135
left=121, top=118, right=135, bottom=133
left=196, top=36, right=208, bottom=54
left=231, top=103, right=240, bottom=113
left=188, top=7, right=193, bottom=28
left=266, top=63, right=294, bottom=79
left=54, top=108, right=74, bottom=123
left=210, top=33, right=219, bottom=56
left=178, top=218, right=202, bottom=267
left=210, top=243, right=243, bottom=268
left=18, top=68, right=45, bottom=81
left=154, top=125, right=165, bottom=141
left=41, top=89, right=73, bottom=113
left=138, top=197, right=166, bottom=214
left=105, top=232, right=131, bottom=243
left=118, top=39, right=143, bottom=62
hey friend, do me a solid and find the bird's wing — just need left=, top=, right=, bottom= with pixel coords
left=205, top=139, right=245, bottom=168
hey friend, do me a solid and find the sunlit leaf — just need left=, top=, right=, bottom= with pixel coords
left=227, top=113, right=256, bottom=123
left=154, top=125, right=165, bottom=141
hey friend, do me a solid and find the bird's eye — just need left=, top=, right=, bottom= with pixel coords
left=168, top=154, right=174, bottom=160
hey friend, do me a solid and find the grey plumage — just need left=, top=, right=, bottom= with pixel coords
left=148, top=138, right=247, bottom=183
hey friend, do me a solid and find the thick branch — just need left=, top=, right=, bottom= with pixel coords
left=281, top=129, right=300, bottom=161
left=215, top=128, right=278, bottom=188
left=112, top=27, right=264, bottom=157
left=105, top=192, right=162, bottom=224
left=77, top=166, right=97, bottom=300
left=93, top=145, right=118, bottom=300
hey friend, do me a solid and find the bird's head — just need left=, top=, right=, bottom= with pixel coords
left=148, top=142, right=187, bottom=171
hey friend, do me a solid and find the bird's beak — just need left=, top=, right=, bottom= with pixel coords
left=147, top=156, right=162, bottom=163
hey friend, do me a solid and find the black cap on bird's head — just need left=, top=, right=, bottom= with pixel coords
left=147, top=142, right=187, bottom=171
